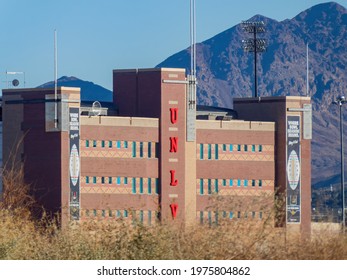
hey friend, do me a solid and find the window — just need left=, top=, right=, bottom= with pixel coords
left=86, top=176, right=89, bottom=184
left=101, top=140, right=105, bottom=148
left=223, top=144, right=227, bottom=151
left=132, top=142, right=136, bottom=157
left=237, top=211, right=241, bottom=219
left=229, top=179, right=233, bottom=187
left=116, top=210, right=121, bottom=218
left=237, top=144, right=241, bottom=152
left=244, top=212, right=248, bottom=219
left=139, top=178, right=143, bottom=194
left=148, top=142, right=152, bottom=158
left=215, top=144, right=219, bottom=159
left=199, top=179, right=204, bottom=195
left=109, top=210, right=113, bottom=217
left=237, top=179, right=241, bottom=187
left=155, top=178, right=159, bottom=194
left=259, top=180, right=262, bottom=188
left=200, top=211, right=204, bottom=224
left=93, top=140, right=97, bottom=148
left=124, top=210, right=128, bottom=218
left=259, top=212, right=263, bottom=220
left=207, top=144, right=212, bottom=159
left=229, top=211, right=233, bottom=219
left=214, top=179, right=218, bottom=193
left=132, top=178, right=136, bottom=194
left=199, top=144, right=204, bottom=160
left=148, top=211, right=152, bottom=226
left=86, top=209, right=90, bottom=217
left=116, top=177, right=121, bottom=185
left=148, top=178, right=152, bottom=194
left=124, top=141, right=128, bottom=148
left=251, top=179, right=255, bottom=187
left=222, top=211, right=227, bottom=218
left=102, top=210, right=105, bottom=217
left=139, top=142, right=144, bottom=157
left=208, top=179, right=212, bottom=194
left=93, top=177, right=97, bottom=184
left=124, top=177, right=128, bottom=185
left=223, top=179, right=226, bottom=186
left=244, top=179, right=248, bottom=187
left=139, top=210, right=144, bottom=223
left=101, top=177, right=105, bottom=184
left=244, top=145, right=248, bottom=152
left=215, top=211, right=219, bottom=225
left=93, top=209, right=97, bottom=217
left=252, top=144, right=256, bottom=152
left=229, top=144, right=233, bottom=152
left=108, top=141, right=112, bottom=148
left=208, top=211, right=212, bottom=225
left=108, top=177, right=112, bottom=184
left=117, top=140, right=121, bottom=149
left=252, top=211, right=256, bottom=219
left=86, top=140, right=89, bottom=148
left=259, top=145, right=263, bottom=152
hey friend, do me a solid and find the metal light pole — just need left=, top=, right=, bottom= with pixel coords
left=333, top=95, right=346, bottom=230
left=242, top=21, right=266, bottom=98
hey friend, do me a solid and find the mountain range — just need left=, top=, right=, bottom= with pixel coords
left=157, top=1, right=347, bottom=188
left=38, top=76, right=112, bottom=102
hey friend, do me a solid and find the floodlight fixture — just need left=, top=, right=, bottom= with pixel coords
left=241, top=21, right=267, bottom=98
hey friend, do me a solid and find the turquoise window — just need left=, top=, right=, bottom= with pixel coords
left=199, top=179, right=204, bottom=195
left=207, top=144, right=212, bottom=159
left=229, top=144, right=233, bottom=152
left=139, top=178, right=143, bottom=194
left=148, top=142, right=152, bottom=158
left=93, top=140, right=97, bottom=147
left=259, top=145, right=263, bottom=152
left=237, top=179, right=241, bottom=187
left=101, top=140, right=105, bottom=148
left=93, top=177, right=97, bottom=184
left=86, top=140, right=89, bottom=148
left=139, top=142, right=144, bottom=158
left=155, top=178, right=159, bottom=194
left=124, top=141, right=128, bottom=148
left=208, top=179, right=212, bottom=194
left=214, top=179, right=218, bottom=193
left=132, top=142, right=136, bottom=157
left=116, top=140, right=121, bottom=149
left=86, top=176, right=89, bottom=184
left=244, top=179, right=248, bottom=187
left=259, top=180, right=262, bottom=187
left=117, top=177, right=121, bottom=185
left=223, top=179, right=226, bottom=186
left=108, top=141, right=112, bottom=148
left=223, top=144, right=226, bottom=151
left=229, top=179, right=233, bottom=187
left=200, top=144, right=204, bottom=159
left=215, top=144, right=219, bottom=159
left=252, top=144, right=256, bottom=152
left=132, top=178, right=136, bottom=194
left=229, top=212, right=233, bottom=219
left=237, top=144, right=241, bottom=151
left=148, top=178, right=152, bottom=194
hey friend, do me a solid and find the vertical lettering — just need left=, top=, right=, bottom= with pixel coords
left=170, top=108, right=178, bottom=124
left=170, top=137, right=178, bottom=153
left=170, top=170, right=178, bottom=186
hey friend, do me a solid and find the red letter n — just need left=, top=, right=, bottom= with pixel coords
left=170, top=137, right=178, bottom=153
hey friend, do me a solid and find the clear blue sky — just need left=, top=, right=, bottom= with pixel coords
left=0, top=0, right=345, bottom=91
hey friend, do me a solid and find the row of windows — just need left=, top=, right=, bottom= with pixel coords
left=199, top=211, right=263, bottom=224
left=85, top=176, right=159, bottom=194
left=198, top=179, right=263, bottom=195
left=85, top=140, right=157, bottom=158
left=84, top=209, right=158, bottom=225
left=199, top=144, right=263, bottom=160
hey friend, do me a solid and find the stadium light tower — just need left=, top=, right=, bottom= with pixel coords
left=242, top=21, right=266, bottom=98
left=332, top=95, right=346, bottom=231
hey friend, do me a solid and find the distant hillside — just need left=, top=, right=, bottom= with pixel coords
left=157, top=2, right=347, bottom=189
left=37, top=76, right=113, bottom=102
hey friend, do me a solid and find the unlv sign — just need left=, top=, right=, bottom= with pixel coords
left=169, top=107, right=178, bottom=218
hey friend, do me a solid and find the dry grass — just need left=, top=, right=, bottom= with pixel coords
left=0, top=167, right=346, bottom=260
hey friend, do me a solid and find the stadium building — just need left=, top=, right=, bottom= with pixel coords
left=2, top=67, right=312, bottom=233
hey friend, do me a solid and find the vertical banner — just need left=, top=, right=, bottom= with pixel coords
left=286, top=115, right=301, bottom=223
left=69, top=107, right=80, bottom=220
